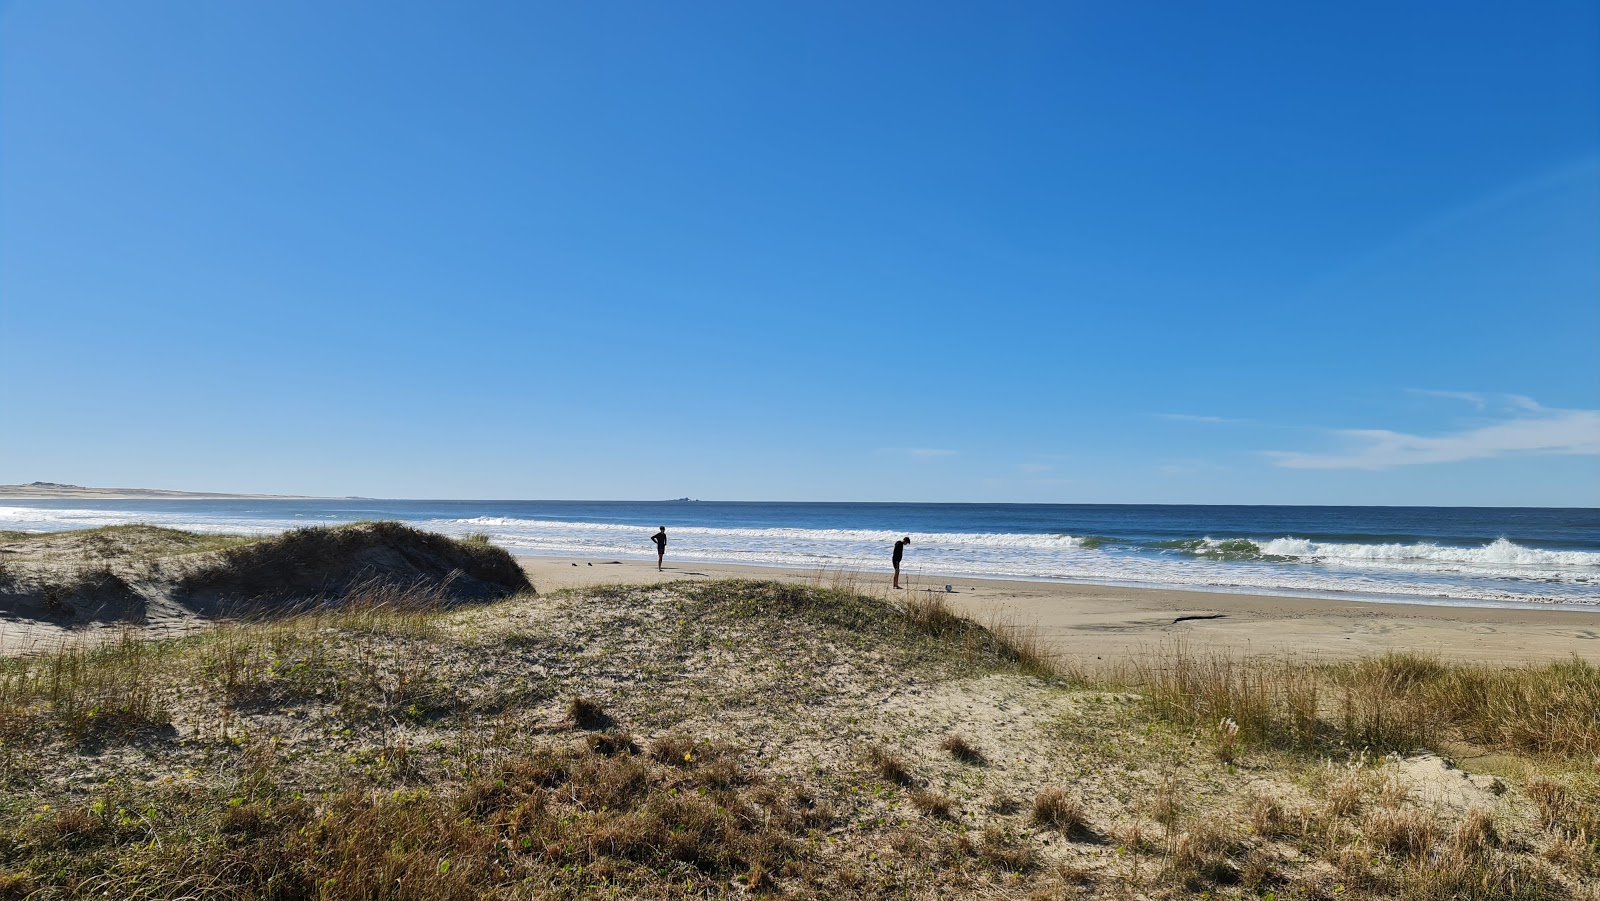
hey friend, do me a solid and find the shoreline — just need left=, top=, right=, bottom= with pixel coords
left=516, top=554, right=1600, bottom=664
left=511, top=549, right=1600, bottom=614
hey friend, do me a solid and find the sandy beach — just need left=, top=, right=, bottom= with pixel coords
left=6, top=524, right=1600, bottom=897
left=517, top=555, right=1600, bottom=664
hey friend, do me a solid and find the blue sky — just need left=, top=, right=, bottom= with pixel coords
left=2, top=1, right=1596, bottom=505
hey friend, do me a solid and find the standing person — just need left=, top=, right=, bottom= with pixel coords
left=892, top=536, right=910, bottom=589
left=650, top=527, right=667, bottom=571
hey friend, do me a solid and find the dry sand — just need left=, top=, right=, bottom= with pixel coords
left=518, top=554, right=1600, bottom=664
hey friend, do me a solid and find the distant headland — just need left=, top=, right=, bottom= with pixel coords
left=0, top=481, right=313, bottom=500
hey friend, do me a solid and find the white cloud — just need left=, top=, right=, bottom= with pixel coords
left=888, top=447, right=958, bottom=458
left=1268, top=401, right=1600, bottom=470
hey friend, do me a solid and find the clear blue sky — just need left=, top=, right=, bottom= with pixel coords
left=2, top=1, right=1596, bottom=505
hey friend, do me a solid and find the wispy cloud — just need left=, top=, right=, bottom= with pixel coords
left=1405, top=389, right=1541, bottom=413
left=1157, top=413, right=1243, bottom=424
left=1014, top=462, right=1054, bottom=474
left=1407, top=388, right=1489, bottom=410
left=884, top=447, right=959, bottom=458
left=1268, top=398, right=1600, bottom=469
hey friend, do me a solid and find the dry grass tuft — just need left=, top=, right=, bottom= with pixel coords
left=1453, top=806, right=1501, bottom=854
left=1241, top=845, right=1281, bottom=888
left=568, top=695, right=611, bottom=730
left=1325, top=770, right=1371, bottom=819
left=977, top=825, right=1037, bottom=872
left=909, top=789, right=954, bottom=819
left=901, top=591, right=966, bottom=637
left=1138, top=646, right=1600, bottom=763
left=1032, top=787, right=1087, bottom=835
left=1377, top=772, right=1411, bottom=809
left=648, top=731, right=698, bottom=766
left=1422, top=843, right=1574, bottom=900
left=1365, top=806, right=1439, bottom=859
left=1150, top=769, right=1184, bottom=826
left=218, top=803, right=268, bottom=836
left=985, top=615, right=1058, bottom=680
left=587, top=730, right=640, bottom=756
left=939, top=732, right=987, bottom=765
left=866, top=744, right=914, bottom=786
left=1432, top=656, right=1600, bottom=759
left=1248, top=790, right=1289, bottom=837
left=1541, top=831, right=1597, bottom=876
left=1168, top=815, right=1245, bottom=885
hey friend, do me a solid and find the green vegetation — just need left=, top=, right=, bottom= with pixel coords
left=180, top=520, right=532, bottom=604
left=0, top=573, right=1595, bottom=898
left=0, top=524, right=254, bottom=561
left=1, top=522, right=531, bottom=627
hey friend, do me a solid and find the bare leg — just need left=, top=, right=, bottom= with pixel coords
left=893, top=563, right=900, bottom=589
left=657, top=550, right=664, bottom=571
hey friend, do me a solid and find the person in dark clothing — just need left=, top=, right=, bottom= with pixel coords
left=892, top=536, right=910, bottom=589
left=650, top=527, right=667, bottom=571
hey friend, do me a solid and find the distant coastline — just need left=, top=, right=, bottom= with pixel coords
left=0, top=481, right=314, bottom=500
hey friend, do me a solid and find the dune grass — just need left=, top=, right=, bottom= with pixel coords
left=0, top=524, right=254, bottom=562
left=179, top=520, right=531, bottom=601
left=1, top=574, right=1597, bottom=899
left=1137, top=644, right=1600, bottom=762
left=0, top=630, right=172, bottom=744
left=0, top=579, right=1099, bottom=899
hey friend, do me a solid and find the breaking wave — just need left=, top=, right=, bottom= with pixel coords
left=449, top=517, right=1090, bottom=549
left=1158, top=535, right=1600, bottom=582
left=3, top=503, right=1596, bottom=606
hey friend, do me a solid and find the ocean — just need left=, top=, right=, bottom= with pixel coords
left=2, top=499, right=1597, bottom=608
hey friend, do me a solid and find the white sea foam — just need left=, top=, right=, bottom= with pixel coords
left=438, top=517, right=1597, bottom=604
left=1257, top=536, right=1600, bottom=570
left=450, top=517, right=1088, bottom=549
left=3, top=505, right=1595, bottom=606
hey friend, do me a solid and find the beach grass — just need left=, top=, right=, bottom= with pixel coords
left=0, top=571, right=1597, bottom=898
left=1137, top=644, right=1600, bottom=761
